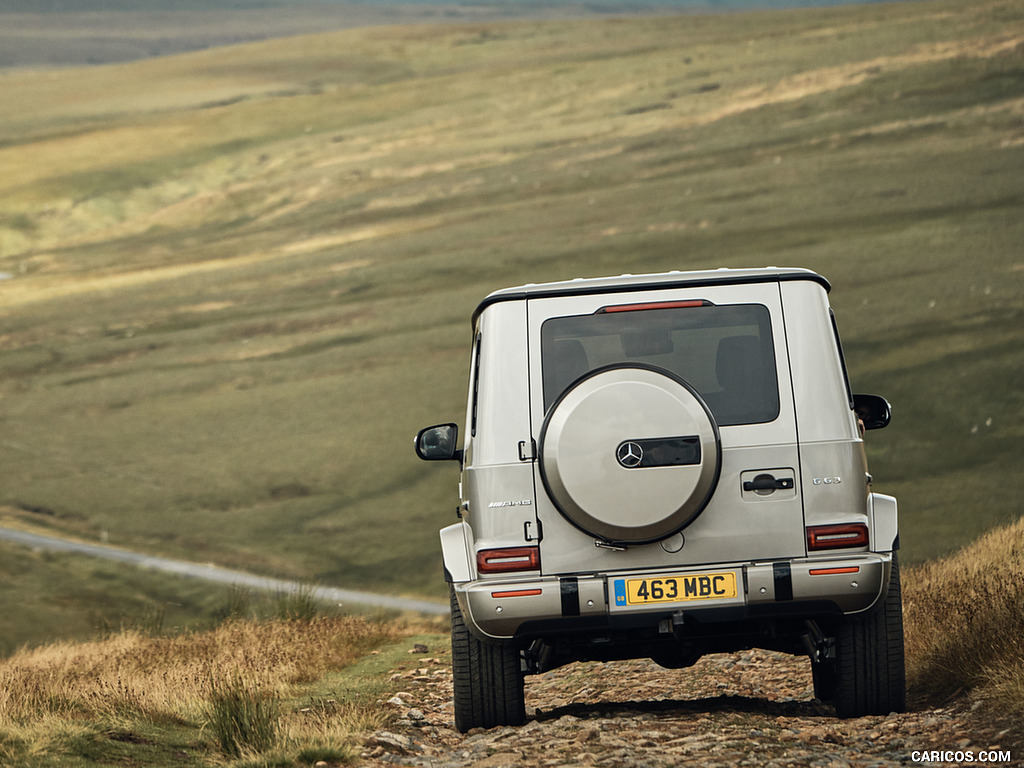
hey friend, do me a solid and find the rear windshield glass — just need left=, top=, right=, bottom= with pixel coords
left=541, top=303, right=779, bottom=426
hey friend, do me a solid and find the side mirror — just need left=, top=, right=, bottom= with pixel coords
left=853, top=394, right=891, bottom=431
left=415, top=423, right=461, bottom=462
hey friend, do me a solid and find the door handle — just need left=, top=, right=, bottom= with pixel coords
left=743, top=474, right=794, bottom=493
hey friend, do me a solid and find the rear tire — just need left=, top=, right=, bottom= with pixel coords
left=832, top=555, right=906, bottom=717
left=449, top=586, right=526, bottom=732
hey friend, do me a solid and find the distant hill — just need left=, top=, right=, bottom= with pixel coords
left=0, top=0, right=925, bottom=10
left=2, top=2, right=647, bottom=70
left=0, top=0, right=927, bottom=69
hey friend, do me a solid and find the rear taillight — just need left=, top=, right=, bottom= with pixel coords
left=806, top=523, right=869, bottom=551
left=477, top=546, right=540, bottom=574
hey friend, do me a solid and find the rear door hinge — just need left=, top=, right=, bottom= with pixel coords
left=524, top=519, right=543, bottom=542
left=519, top=439, right=537, bottom=461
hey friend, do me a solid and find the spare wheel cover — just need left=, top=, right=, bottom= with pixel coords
left=539, top=364, right=721, bottom=544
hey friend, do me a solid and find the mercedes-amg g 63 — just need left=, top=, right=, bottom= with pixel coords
left=416, top=267, right=903, bottom=731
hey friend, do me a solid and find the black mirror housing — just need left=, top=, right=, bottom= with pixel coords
left=415, top=423, right=461, bottom=461
left=853, top=394, right=891, bottom=431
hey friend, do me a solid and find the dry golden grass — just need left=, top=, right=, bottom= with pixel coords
left=0, top=615, right=399, bottom=763
left=904, top=516, right=1024, bottom=740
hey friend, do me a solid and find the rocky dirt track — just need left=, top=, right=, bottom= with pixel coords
left=363, top=645, right=1018, bottom=768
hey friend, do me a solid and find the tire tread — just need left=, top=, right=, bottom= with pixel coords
left=449, top=587, right=525, bottom=732
left=834, top=555, right=906, bottom=717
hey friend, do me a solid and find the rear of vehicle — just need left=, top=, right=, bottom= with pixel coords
left=417, top=268, right=903, bottom=731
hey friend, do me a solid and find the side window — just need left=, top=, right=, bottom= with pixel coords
left=830, top=310, right=856, bottom=411
left=541, top=303, right=779, bottom=426
left=470, top=333, right=482, bottom=437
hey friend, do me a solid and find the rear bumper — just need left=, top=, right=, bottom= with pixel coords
left=454, top=553, right=892, bottom=641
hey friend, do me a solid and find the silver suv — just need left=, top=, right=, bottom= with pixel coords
left=416, top=267, right=903, bottom=731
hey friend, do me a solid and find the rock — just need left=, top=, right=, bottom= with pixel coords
left=369, top=731, right=419, bottom=755
left=471, top=752, right=522, bottom=767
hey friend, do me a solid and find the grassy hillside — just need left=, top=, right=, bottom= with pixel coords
left=0, top=0, right=1021, bottom=638
left=0, top=536, right=401, bottom=658
left=0, top=539, right=230, bottom=657
left=905, top=516, right=1024, bottom=733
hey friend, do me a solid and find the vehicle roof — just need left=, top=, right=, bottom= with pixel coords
left=472, top=267, right=830, bottom=324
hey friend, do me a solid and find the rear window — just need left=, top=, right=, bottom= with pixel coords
left=540, top=303, right=779, bottom=426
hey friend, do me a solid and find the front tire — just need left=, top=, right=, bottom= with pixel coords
left=449, top=586, right=526, bottom=732
left=832, top=555, right=906, bottom=717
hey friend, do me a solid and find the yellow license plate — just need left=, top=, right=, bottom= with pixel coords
left=613, top=571, right=738, bottom=606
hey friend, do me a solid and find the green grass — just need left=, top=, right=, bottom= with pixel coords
left=0, top=538, right=402, bottom=656
left=0, top=0, right=1022, bottom=649
left=0, top=539, right=223, bottom=656
left=207, top=672, right=281, bottom=758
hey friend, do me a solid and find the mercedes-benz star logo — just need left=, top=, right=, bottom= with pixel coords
left=616, top=441, right=644, bottom=468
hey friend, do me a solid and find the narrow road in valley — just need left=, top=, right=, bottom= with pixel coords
left=0, top=526, right=448, bottom=616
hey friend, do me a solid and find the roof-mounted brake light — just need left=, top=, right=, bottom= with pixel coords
left=597, top=299, right=711, bottom=314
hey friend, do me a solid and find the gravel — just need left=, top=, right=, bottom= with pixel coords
left=360, top=646, right=1019, bottom=767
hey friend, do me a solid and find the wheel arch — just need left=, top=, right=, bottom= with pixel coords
left=441, top=522, right=474, bottom=584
